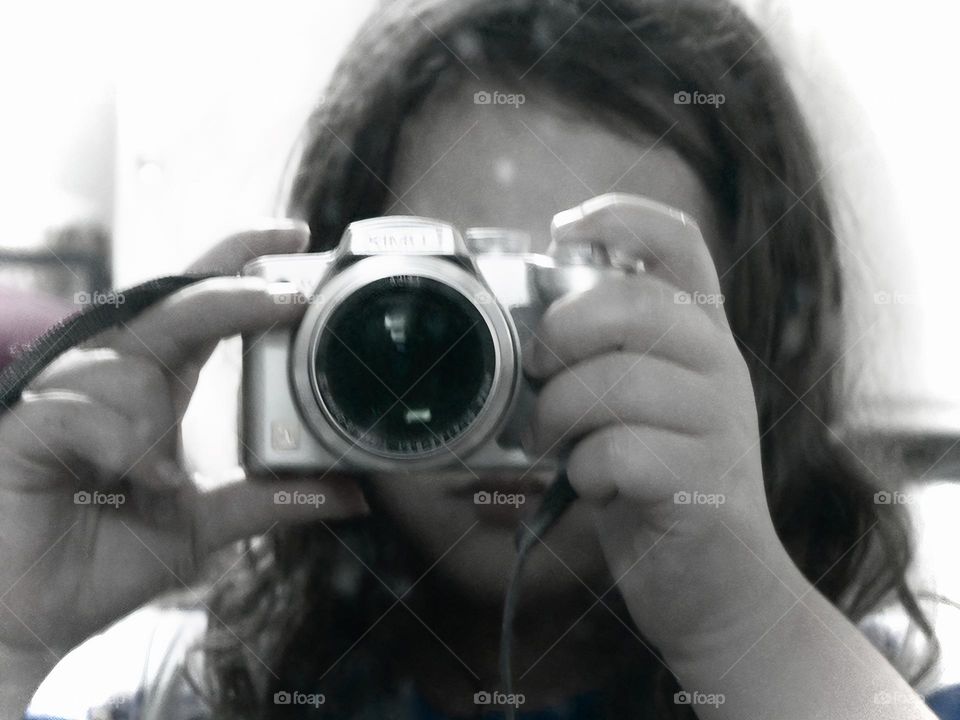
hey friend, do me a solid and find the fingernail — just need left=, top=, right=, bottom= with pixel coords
left=550, top=204, right=586, bottom=239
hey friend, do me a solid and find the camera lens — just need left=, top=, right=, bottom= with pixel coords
left=313, top=276, right=496, bottom=456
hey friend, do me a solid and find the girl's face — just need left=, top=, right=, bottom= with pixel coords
left=365, top=78, right=725, bottom=604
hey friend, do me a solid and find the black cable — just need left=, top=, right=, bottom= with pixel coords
left=499, top=471, right=579, bottom=720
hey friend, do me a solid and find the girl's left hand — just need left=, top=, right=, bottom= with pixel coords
left=526, top=193, right=805, bottom=661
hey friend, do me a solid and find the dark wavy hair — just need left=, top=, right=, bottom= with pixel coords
left=188, top=0, right=939, bottom=717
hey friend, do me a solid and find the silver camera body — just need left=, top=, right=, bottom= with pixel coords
left=241, top=216, right=634, bottom=475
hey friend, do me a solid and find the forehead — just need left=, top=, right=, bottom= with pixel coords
left=386, top=77, right=723, bottom=257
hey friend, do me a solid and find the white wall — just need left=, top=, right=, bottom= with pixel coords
left=739, top=0, right=960, bottom=414
left=6, top=0, right=960, bottom=412
left=110, top=0, right=377, bottom=283
left=0, top=2, right=118, bottom=246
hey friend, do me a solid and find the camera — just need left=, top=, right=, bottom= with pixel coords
left=240, top=215, right=638, bottom=475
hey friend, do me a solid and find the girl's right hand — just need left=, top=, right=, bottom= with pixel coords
left=0, top=223, right=370, bottom=656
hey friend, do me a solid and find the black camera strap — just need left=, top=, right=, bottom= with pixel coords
left=0, top=272, right=580, bottom=719
left=0, top=274, right=212, bottom=410
left=500, top=471, right=579, bottom=720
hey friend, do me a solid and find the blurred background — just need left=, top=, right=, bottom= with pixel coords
left=3, top=0, right=959, bottom=411
left=2, top=0, right=960, bottom=688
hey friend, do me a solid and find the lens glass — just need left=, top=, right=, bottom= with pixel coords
left=313, top=276, right=496, bottom=455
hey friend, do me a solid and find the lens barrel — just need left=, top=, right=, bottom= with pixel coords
left=312, top=276, right=496, bottom=456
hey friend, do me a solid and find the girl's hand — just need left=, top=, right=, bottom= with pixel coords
left=526, top=194, right=802, bottom=660
left=0, top=223, right=369, bottom=656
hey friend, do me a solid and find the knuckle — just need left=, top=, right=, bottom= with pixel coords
left=595, top=355, right=627, bottom=396
left=538, top=303, right=567, bottom=351
left=119, top=320, right=179, bottom=362
left=608, top=275, right=640, bottom=304
left=568, top=426, right=632, bottom=493
left=533, top=378, right=565, bottom=442
left=119, top=354, right=168, bottom=393
left=592, top=426, right=631, bottom=473
left=32, top=348, right=113, bottom=388
left=640, top=275, right=679, bottom=308
left=566, top=435, right=597, bottom=483
left=593, top=278, right=638, bottom=326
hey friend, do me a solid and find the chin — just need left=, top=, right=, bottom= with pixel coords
left=388, top=497, right=609, bottom=608
left=449, top=547, right=598, bottom=607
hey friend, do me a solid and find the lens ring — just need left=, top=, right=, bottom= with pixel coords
left=312, top=276, right=497, bottom=456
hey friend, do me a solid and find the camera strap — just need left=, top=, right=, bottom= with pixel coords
left=0, top=274, right=213, bottom=410
left=0, top=271, right=581, bottom=719
left=500, top=471, right=579, bottom=720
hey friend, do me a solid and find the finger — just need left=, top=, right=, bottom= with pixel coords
left=193, top=476, right=371, bottom=554
left=186, top=220, right=311, bottom=275
left=532, top=352, right=711, bottom=453
left=0, top=392, right=185, bottom=493
left=32, top=349, right=175, bottom=428
left=83, top=474, right=368, bottom=608
left=523, top=274, right=721, bottom=379
left=30, top=352, right=182, bottom=487
left=550, top=193, right=726, bottom=325
left=566, top=424, right=698, bottom=505
left=99, top=277, right=305, bottom=372
left=0, top=391, right=128, bottom=486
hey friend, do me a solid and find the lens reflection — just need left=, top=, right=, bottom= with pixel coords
left=314, top=276, right=495, bottom=455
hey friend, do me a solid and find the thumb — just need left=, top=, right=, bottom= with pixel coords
left=193, top=475, right=370, bottom=554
